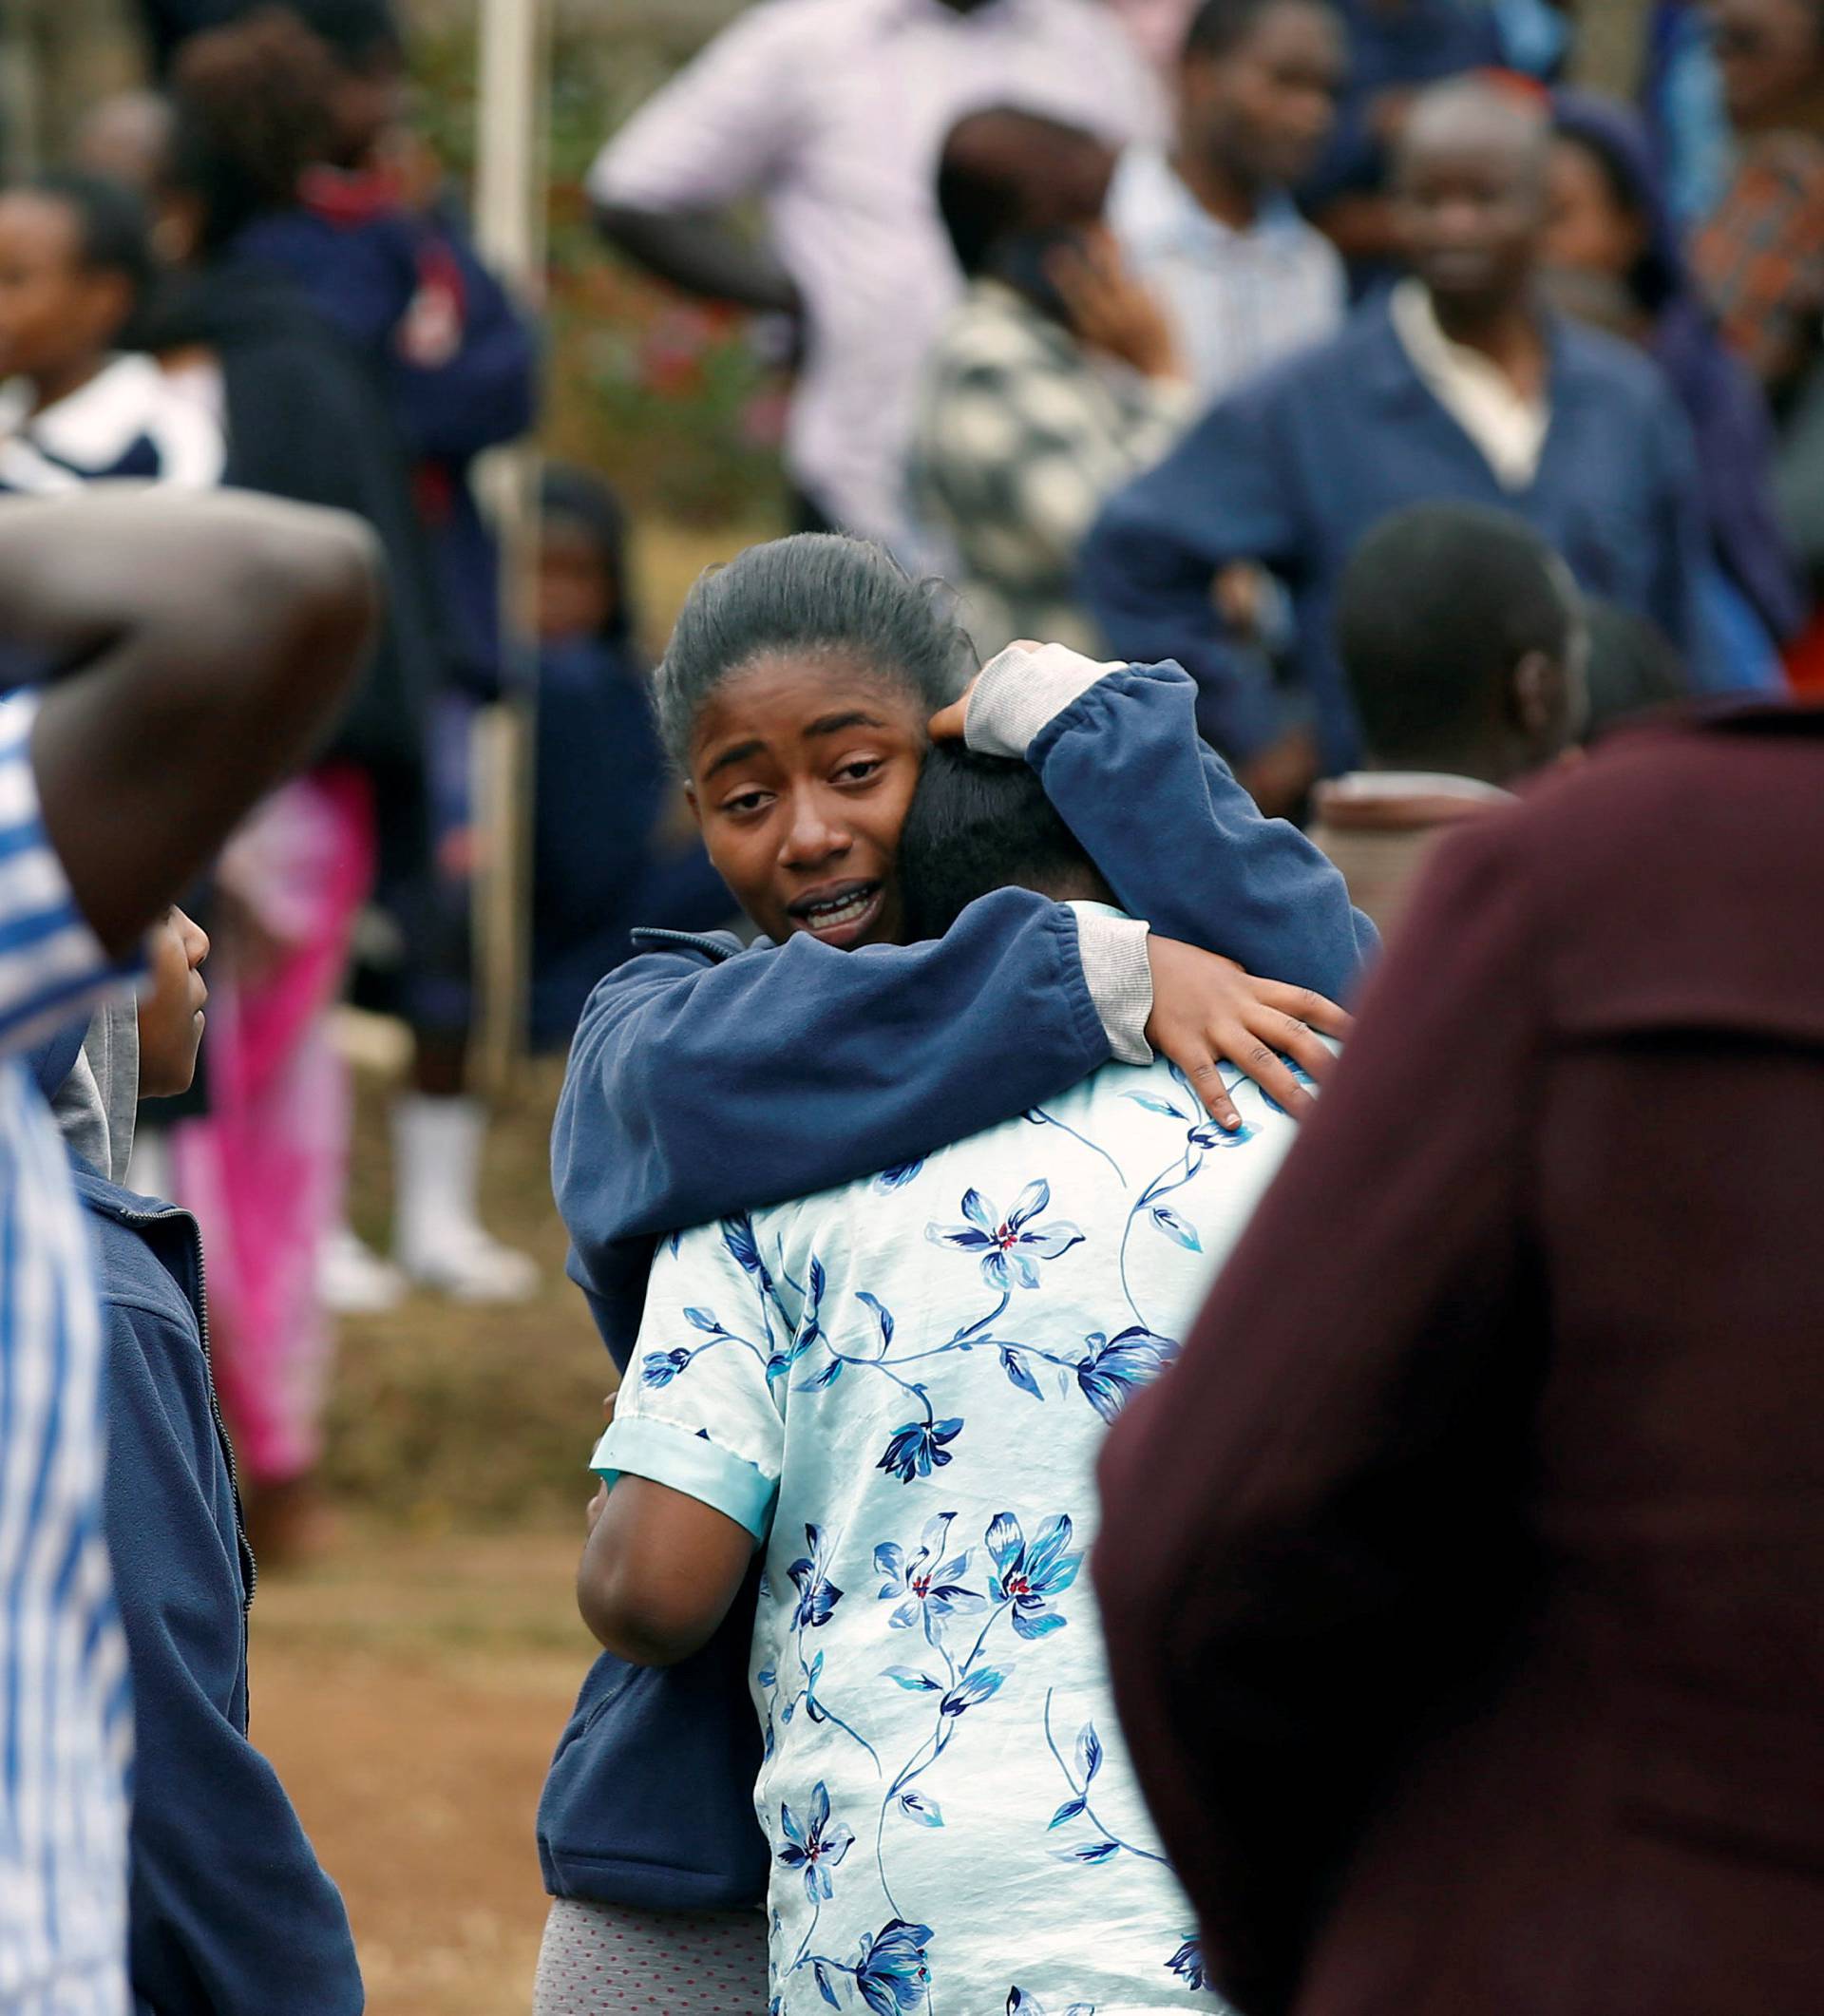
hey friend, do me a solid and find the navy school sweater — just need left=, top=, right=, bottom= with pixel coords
left=1081, top=295, right=1724, bottom=773
left=70, top=1162, right=364, bottom=2014
left=539, top=658, right=1378, bottom=1911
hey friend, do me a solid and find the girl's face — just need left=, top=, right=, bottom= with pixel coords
left=0, top=194, right=126, bottom=395
left=138, top=905, right=210, bottom=1100
left=1543, top=137, right=1644, bottom=285
left=685, top=651, right=928, bottom=951
left=538, top=515, right=617, bottom=645
left=1713, top=0, right=1824, bottom=129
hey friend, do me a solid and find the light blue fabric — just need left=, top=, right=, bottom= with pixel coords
left=593, top=1416, right=776, bottom=1544
left=601, top=1039, right=1333, bottom=2012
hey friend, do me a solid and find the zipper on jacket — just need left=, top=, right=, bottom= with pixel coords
left=110, top=1201, right=257, bottom=1643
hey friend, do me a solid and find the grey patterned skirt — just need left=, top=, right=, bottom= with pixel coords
left=531, top=1897, right=769, bottom=2015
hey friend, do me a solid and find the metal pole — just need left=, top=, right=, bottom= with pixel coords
left=469, top=0, right=549, bottom=1095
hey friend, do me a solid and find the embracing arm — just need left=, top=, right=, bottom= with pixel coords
left=963, top=642, right=1378, bottom=998
left=553, top=892, right=1114, bottom=1361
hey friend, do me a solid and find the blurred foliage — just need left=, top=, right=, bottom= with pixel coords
left=410, top=5, right=787, bottom=527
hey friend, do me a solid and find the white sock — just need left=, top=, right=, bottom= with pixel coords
left=391, top=1093, right=486, bottom=1265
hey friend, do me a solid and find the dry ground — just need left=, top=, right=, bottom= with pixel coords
left=251, top=1061, right=614, bottom=2016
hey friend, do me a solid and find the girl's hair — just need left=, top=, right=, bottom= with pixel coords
left=298, top=0, right=405, bottom=71
left=653, top=534, right=976, bottom=768
left=14, top=170, right=156, bottom=326
left=541, top=462, right=638, bottom=651
left=167, top=9, right=339, bottom=254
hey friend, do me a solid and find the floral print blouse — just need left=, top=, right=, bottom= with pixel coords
left=596, top=1038, right=1320, bottom=2014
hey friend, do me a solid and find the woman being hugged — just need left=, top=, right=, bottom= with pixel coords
left=535, top=533, right=1370, bottom=2013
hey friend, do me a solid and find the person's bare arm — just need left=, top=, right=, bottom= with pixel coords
left=0, top=489, right=379, bottom=956
left=595, top=203, right=801, bottom=316
left=579, top=1473, right=752, bottom=1667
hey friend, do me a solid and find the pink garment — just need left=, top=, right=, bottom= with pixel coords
left=1100, top=0, right=1197, bottom=74
left=171, top=769, right=375, bottom=1486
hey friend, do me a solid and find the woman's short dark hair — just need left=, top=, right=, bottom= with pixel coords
left=653, top=534, right=975, bottom=768
left=1183, top=0, right=1329, bottom=66
left=898, top=745, right=1104, bottom=941
left=168, top=9, right=339, bottom=253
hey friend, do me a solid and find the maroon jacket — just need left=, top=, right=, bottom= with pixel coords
left=1094, top=706, right=1824, bottom=2016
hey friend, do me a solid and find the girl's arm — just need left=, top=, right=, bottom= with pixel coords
left=555, top=892, right=1112, bottom=1362
left=953, top=641, right=1379, bottom=997
left=554, top=892, right=1325, bottom=1364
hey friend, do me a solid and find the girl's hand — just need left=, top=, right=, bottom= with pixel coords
left=1146, top=937, right=1351, bottom=1130
left=928, top=681, right=977, bottom=743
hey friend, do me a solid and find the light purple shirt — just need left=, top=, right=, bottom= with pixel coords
left=591, top=0, right=1166, bottom=556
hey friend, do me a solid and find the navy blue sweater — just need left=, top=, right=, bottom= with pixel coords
left=540, top=659, right=1377, bottom=1910
left=1081, top=295, right=1720, bottom=773
left=237, top=202, right=539, bottom=698
left=72, top=1163, right=363, bottom=2015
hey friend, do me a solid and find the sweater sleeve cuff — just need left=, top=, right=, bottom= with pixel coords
left=966, top=642, right=1125, bottom=760
left=1070, top=903, right=1152, bottom=1065
left=591, top=1417, right=775, bottom=1545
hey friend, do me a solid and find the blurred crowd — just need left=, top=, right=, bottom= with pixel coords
left=2, top=0, right=1820, bottom=1540
left=1, top=2, right=1822, bottom=2014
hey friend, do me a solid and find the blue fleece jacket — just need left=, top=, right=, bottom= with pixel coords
left=1081, top=295, right=1725, bottom=774
left=539, top=657, right=1377, bottom=1911
left=70, top=1162, right=363, bottom=2015
left=237, top=202, right=539, bottom=697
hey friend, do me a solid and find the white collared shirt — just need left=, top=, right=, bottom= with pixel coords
left=591, top=0, right=1165, bottom=556
left=1389, top=278, right=1550, bottom=491
left=1109, top=144, right=1346, bottom=404
left=0, top=354, right=224, bottom=496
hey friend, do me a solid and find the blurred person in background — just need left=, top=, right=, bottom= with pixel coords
left=530, top=464, right=731, bottom=1052
left=538, top=536, right=1369, bottom=2016
left=1308, top=501, right=1586, bottom=940
left=0, top=483, right=374, bottom=2016
left=1580, top=596, right=1692, bottom=736
left=1698, top=0, right=1824, bottom=694
left=223, top=0, right=542, bottom=1308
left=1643, top=0, right=1734, bottom=226
left=1546, top=89, right=1803, bottom=687
left=1297, top=0, right=1506, bottom=292
left=1108, top=0, right=1348, bottom=406
left=1095, top=694, right=1824, bottom=2016
left=1103, top=0, right=1201, bottom=80
left=0, top=169, right=221, bottom=492
left=70, top=90, right=178, bottom=196
left=27, top=909, right=363, bottom=2016
left=587, top=0, right=1165, bottom=561
left=1690, top=0, right=1824, bottom=410
left=575, top=746, right=1324, bottom=2016
left=149, top=8, right=446, bottom=1557
left=911, top=107, right=1196, bottom=654
left=1082, top=77, right=1720, bottom=818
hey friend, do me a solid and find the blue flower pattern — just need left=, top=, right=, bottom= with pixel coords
left=613, top=1050, right=1307, bottom=2011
